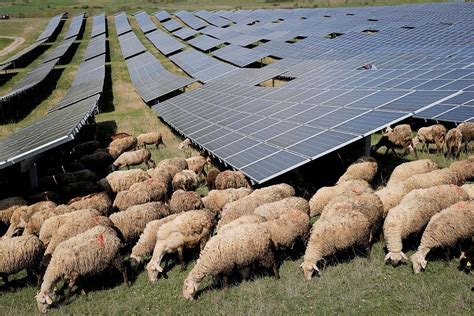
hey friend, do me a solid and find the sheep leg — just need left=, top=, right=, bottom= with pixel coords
left=222, top=275, right=229, bottom=289
left=64, top=273, right=78, bottom=305
left=200, top=235, right=209, bottom=251
left=178, top=247, right=185, bottom=272
left=112, top=256, right=129, bottom=286
left=1, top=274, right=8, bottom=287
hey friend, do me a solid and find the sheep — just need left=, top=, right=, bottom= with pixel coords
left=157, top=157, right=188, bottom=172
left=130, top=214, right=180, bottom=265
left=214, top=170, right=250, bottom=190
left=458, top=122, right=473, bottom=152
left=62, top=180, right=99, bottom=198
left=461, top=184, right=474, bottom=199
left=113, top=179, right=167, bottom=211
left=260, top=208, right=310, bottom=249
left=206, top=169, right=220, bottom=190
left=386, top=159, right=438, bottom=187
left=4, top=201, right=57, bottom=237
left=217, top=214, right=267, bottom=235
left=217, top=183, right=295, bottom=230
left=186, top=155, right=209, bottom=177
left=0, top=235, right=44, bottom=288
left=411, top=200, right=474, bottom=274
left=39, top=170, right=97, bottom=190
left=178, top=138, right=191, bottom=149
left=253, top=197, right=310, bottom=219
left=28, top=191, right=61, bottom=204
left=413, top=124, right=447, bottom=153
left=98, top=169, right=150, bottom=193
left=301, top=210, right=371, bottom=280
left=309, top=179, right=373, bottom=217
left=336, top=157, right=378, bottom=184
left=110, top=202, right=171, bottom=243
left=22, top=205, right=75, bottom=236
left=147, top=167, right=173, bottom=187
left=39, top=209, right=101, bottom=247
left=201, top=187, right=253, bottom=214
left=371, top=124, right=416, bottom=156
left=445, top=128, right=463, bottom=159
left=107, top=135, right=138, bottom=159
left=78, top=149, right=113, bottom=171
left=43, top=212, right=114, bottom=262
left=70, top=141, right=101, bottom=157
left=169, top=190, right=203, bottom=213
left=111, top=132, right=131, bottom=140
left=68, top=192, right=112, bottom=215
left=182, top=223, right=279, bottom=300
left=383, top=185, right=470, bottom=266
left=172, top=170, right=199, bottom=191
left=36, top=225, right=127, bottom=313
left=137, top=132, right=165, bottom=149
left=111, top=149, right=155, bottom=171
left=0, top=197, right=27, bottom=211
left=146, top=210, right=216, bottom=282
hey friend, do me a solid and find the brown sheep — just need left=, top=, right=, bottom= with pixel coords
left=98, top=169, right=150, bottom=193
left=61, top=181, right=99, bottom=198
left=445, top=128, right=463, bottom=159
left=215, top=170, right=251, bottom=190
left=113, top=179, right=168, bottom=211
left=172, top=170, right=198, bottom=191
left=111, top=132, right=131, bottom=141
left=178, top=138, right=191, bottom=149
left=67, top=192, right=112, bottom=216
left=371, top=124, right=416, bottom=157
left=39, top=169, right=97, bottom=190
left=206, top=169, right=220, bottom=190
left=78, top=149, right=113, bottom=171
left=186, top=155, right=208, bottom=177
left=137, top=132, right=165, bottom=149
left=169, top=190, right=203, bottom=213
left=157, top=157, right=188, bottom=172
left=108, top=135, right=138, bottom=159
left=70, top=141, right=101, bottom=157
left=413, top=124, right=447, bottom=153
left=111, top=149, right=155, bottom=171
left=458, top=122, right=473, bottom=153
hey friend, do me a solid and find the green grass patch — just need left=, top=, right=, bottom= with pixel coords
left=0, top=37, right=14, bottom=51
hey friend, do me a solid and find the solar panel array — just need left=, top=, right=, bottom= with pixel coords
left=64, top=13, right=85, bottom=40
left=134, top=10, right=157, bottom=34
left=91, top=13, right=106, bottom=38
left=150, top=3, right=473, bottom=183
left=36, top=13, right=66, bottom=42
left=194, top=10, right=231, bottom=28
left=115, top=11, right=132, bottom=36
left=145, top=29, right=185, bottom=56
left=175, top=10, right=208, bottom=30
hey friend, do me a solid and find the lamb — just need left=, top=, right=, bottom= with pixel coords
left=68, top=192, right=112, bottom=215
left=383, top=185, right=470, bottom=266
left=301, top=211, right=371, bottom=280
left=22, top=205, right=74, bottom=236
left=411, top=200, right=474, bottom=274
left=309, top=179, right=373, bottom=217
left=4, top=201, right=57, bottom=237
left=78, top=149, right=113, bottom=171
left=217, top=183, right=295, bottom=230
left=130, top=214, right=180, bottom=265
left=169, top=190, right=203, bottom=213
left=39, top=209, right=101, bottom=246
left=107, top=135, right=138, bottom=159
left=182, top=223, right=279, bottom=300
left=214, top=170, right=250, bottom=190
left=386, top=159, right=438, bottom=187
left=413, top=124, right=447, bottom=153
left=217, top=214, right=267, bottom=235
left=110, top=202, right=171, bottom=243
left=371, top=124, right=416, bottom=157
left=458, top=122, right=473, bottom=152
left=146, top=210, right=215, bottom=282
left=157, top=157, right=188, bottom=172
left=36, top=225, right=127, bottom=313
left=260, top=208, right=310, bottom=249
left=206, top=169, right=220, bottom=190
left=172, top=170, right=199, bottom=191
left=111, top=149, right=155, bottom=171
left=137, top=132, right=165, bottom=149
left=186, top=155, right=208, bottom=176
left=201, top=187, right=253, bottom=214
left=70, top=140, right=101, bottom=157
left=39, top=169, right=97, bottom=190
left=336, top=157, right=378, bottom=184
left=445, top=128, right=463, bottom=159
left=113, top=179, right=167, bottom=211
left=0, top=235, right=44, bottom=287
left=253, top=197, right=310, bottom=219
left=98, top=169, right=150, bottom=193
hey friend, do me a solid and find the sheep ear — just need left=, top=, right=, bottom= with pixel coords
left=384, top=252, right=392, bottom=261
left=18, top=217, right=27, bottom=228
left=299, top=263, right=304, bottom=269
left=421, top=259, right=427, bottom=270
left=401, top=252, right=408, bottom=261
left=45, top=294, right=53, bottom=305
left=313, top=264, right=319, bottom=273
left=156, top=265, right=163, bottom=273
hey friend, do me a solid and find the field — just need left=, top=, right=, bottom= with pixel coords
left=0, top=1, right=473, bottom=315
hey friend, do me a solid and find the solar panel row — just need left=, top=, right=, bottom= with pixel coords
left=145, top=29, right=186, bottom=56
left=193, top=10, right=232, bottom=28
left=36, top=13, right=66, bottom=42
left=91, top=13, right=106, bottom=38
left=114, top=11, right=132, bottom=36
left=175, top=10, right=208, bottom=30
left=134, top=10, right=157, bottom=34
left=117, top=31, right=146, bottom=59
left=155, top=10, right=171, bottom=22
left=64, top=13, right=85, bottom=40
left=212, top=44, right=269, bottom=67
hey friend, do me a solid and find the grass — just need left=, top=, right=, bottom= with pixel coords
left=0, top=37, right=14, bottom=51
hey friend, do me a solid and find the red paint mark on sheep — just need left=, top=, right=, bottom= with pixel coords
left=97, top=234, right=105, bottom=247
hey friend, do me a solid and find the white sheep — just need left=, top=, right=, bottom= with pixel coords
left=98, top=169, right=150, bottom=193
left=253, top=197, right=309, bottom=219
left=113, top=179, right=167, bottom=211
left=458, top=122, right=473, bottom=152
left=169, top=190, right=203, bottom=213
left=386, top=159, right=438, bottom=187
left=111, top=149, right=155, bottom=171
left=413, top=124, right=447, bottom=153
left=410, top=200, right=474, bottom=274
left=214, top=170, right=250, bottom=190
left=172, top=170, right=199, bottom=191
left=336, top=158, right=378, bottom=184
left=201, top=187, right=253, bottom=213
left=137, top=132, right=164, bottom=149
left=107, top=135, right=137, bottom=159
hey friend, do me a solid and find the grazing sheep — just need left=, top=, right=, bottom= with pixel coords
left=39, top=170, right=96, bottom=189
left=108, top=135, right=138, bottom=159
left=147, top=167, right=173, bottom=187
left=137, top=132, right=165, bottom=149
left=301, top=211, right=371, bottom=280
left=458, top=122, right=473, bottom=152
left=178, top=138, right=191, bottom=149
left=110, top=202, right=171, bottom=243
left=157, top=157, right=188, bottom=172
left=70, top=141, right=101, bottom=157
left=0, top=197, right=27, bottom=211
left=130, top=214, right=180, bottom=265
left=201, top=188, right=253, bottom=214
left=146, top=210, right=216, bottom=282
left=260, top=208, right=310, bottom=249
left=217, top=214, right=267, bottom=235
left=98, top=169, right=150, bottom=193
left=68, top=192, right=112, bottom=215
left=386, top=159, right=438, bottom=187
left=309, top=180, right=373, bottom=217
left=215, top=171, right=250, bottom=190
left=182, top=223, right=279, bottom=300
left=169, top=190, right=203, bottom=213
left=62, top=180, right=99, bottom=198
left=253, top=197, right=310, bottom=219
left=36, top=225, right=127, bottom=313
left=4, top=201, right=57, bottom=237
left=113, top=179, right=167, bottom=211
left=371, top=124, right=416, bottom=156
left=111, top=149, right=155, bottom=171
left=217, top=183, right=295, bottom=230
left=22, top=205, right=74, bottom=236
left=0, top=235, right=44, bottom=287
left=172, top=170, right=199, bottom=191
left=78, top=149, right=113, bottom=171
left=383, top=185, right=470, bottom=266
left=39, top=209, right=101, bottom=247
left=445, top=128, right=463, bottom=159
left=111, top=132, right=131, bottom=141
left=186, top=155, right=208, bottom=177
left=411, top=200, right=474, bottom=274
left=206, top=169, right=220, bottom=190
left=336, top=157, right=378, bottom=184
left=413, top=124, right=447, bottom=153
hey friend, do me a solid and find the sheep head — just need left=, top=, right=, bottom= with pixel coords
left=410, top=252, right=427, bottom=274
left=382, top=126, right=393, bottom=136
left=178, top=139, right=191, bottom=149
left=384, top=251, right=408, bottom=266
left=300, top=261, right=319, bottom=280
left=146, top=261, right=163, bottom=283
left=182, top=278, right=198, bottom=300
left=36, top=291, right=54, bottom=313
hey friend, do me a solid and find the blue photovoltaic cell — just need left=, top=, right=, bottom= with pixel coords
left=334, top=110, right=409, bottom=135
left=415, top=104, right=457, bottom=119
left=226, top=143, right=279, bottom=169
left=434, top=106, right=474, bottom=122
left=380, top=91, right=455, bottom=112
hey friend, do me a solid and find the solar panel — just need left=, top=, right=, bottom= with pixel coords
left=114, top=12, right=132, bottom=36
left=117, top=31, right=146, bottom=59
left=134, top=11, right=157, bottom=34
left=37, top=13, right=66, bottom=42
left=161, top=19, right=182, bottom=32
left=188, top=35, right=225, bottom=51
left=155, top=10, right=171, bottom=22
left=64, top=13, right=85, bottom=40
left=145, top=29, right=185, bottom=56
left=91, top=13, right=106, bottom=38
left=84, top=33, right=106, bottom=61
left=173, top=27, right=199, bottom=40
left=174, top=10, right=208, bottom=30
left=41, top=37, right=76, bottom=63
left=213, top=44, right=269, bottom=67
left=194, top=10, right=232, bottom=28
left=0, top=40, right=47, bottom=69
